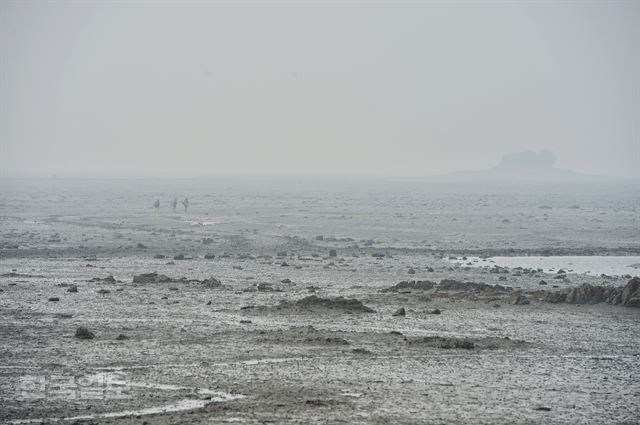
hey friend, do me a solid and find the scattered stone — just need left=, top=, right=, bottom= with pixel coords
left=535, top=407, right=552, bottom=412
left=351, top=348, right=372, bottom=355
left=206, top=300, right=212, bottom=305
left=204, top=254, right=216, bottom=259
left=408, top=268, right=416, bottom=275
left=281, top=278, right=292, bottom=284
left=153, top=254, right=166, bottom=259
left=539, top=280, right=548, bottom=285
left=75, top=326, right=94, bottom=340
left=97, top=289, right=110, bottom=295
left=427, top=308, right=441, bottom=315
left=329, top=249, right=337, bottom=257
left=116, top=334, right=129, bottom=340
left=239, top=320, right=252, bottom=324
left=173, top=254, right=185, bottom=260
left=48, top=297, right=60, bottom=302
left=67, top=285, right=78, bottom=293
left=136, top=243, right=147, bottom=249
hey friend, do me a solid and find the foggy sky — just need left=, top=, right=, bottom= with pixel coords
left=1, top=1, right=638, bottom=178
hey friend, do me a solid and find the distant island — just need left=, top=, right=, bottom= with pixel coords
left=428, top=150, right=618, bottom=182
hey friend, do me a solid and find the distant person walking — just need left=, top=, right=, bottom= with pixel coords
left=171, top=198, right=178, bottom=212
left=182, top=197, right=189, bottom=212
left=153, top=199, right=160, bottom=211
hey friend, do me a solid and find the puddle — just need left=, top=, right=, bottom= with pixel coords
left=10, top=398, right=230, bottom=424
left=10, top=372, right=246, bottom=424
left=449, top=256, right=640, bottom=277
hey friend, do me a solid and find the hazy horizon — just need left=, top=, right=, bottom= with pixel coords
left=1, top=1, right=639, bottom=179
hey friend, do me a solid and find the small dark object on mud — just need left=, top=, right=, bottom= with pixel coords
left=48, top=297, right=60, bottom=302
left=67, top=285, right=78, bottom=293
left=55, top=313, right=73, bottom=319
left=169, top=287, right=179, bottom=291
left=281, top=278, right=292, bottom=284
left=154, top=254, right=165, bottom=259
left=408, top=268, right=416, bottom=275
left=174, top=254, right=185, bottom=260
left=116, top=334, right=129, bottom=340
left=427, top=308, right=441, bottom=314
left=539, top=280, right=548, bottom=285
left=372, top=252, right=386, bottom=258
left=240, top=305, right=255, bottom=310
left=280, top=262, right=290, bottom=267
left=204, top=254, right=216, bottom=259
left=240, top=320, right=252, bottom=324
left=393, top=307, right=406, bottom=316
left=351, top=348, right=372, bottom=355
left=420, top=336, right=475, bottom=349
left=329, top=249, right=337, bottom=257
left=202, top=238, right=214, bottom=245
left=535, top=407, right=552, bottom=412
left=97, top=289, right=110, bottom=295
left=137, top=243, right=147, bottom=249
left=75, top=326, right=94, bottom=340
left=206, top=300, right=212, bottom=305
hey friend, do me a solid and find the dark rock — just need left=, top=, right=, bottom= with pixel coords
left=67, top=285, right=78, bottom=293
left=116, top=334, right=129, bottom=340
left=132, top=272, right=173, bottom=284
left=204, top=254, right=216, bottom=259
left=75, top=326, right=94, bottom=340
left=48, top=297, right=60, bottom=302
left=329, top=249, right=337, bottom=257
left=372, top=253, right=386, bottom=258
left=293, top=296, right=375, bottom=313
left=381, top=280, right=435, bottom=292
left=202, top=238, right=214, bottom=245
left=315, top=235, right=324, bottom=241
left=539, top=280, right=548, bottom=285
left=565, top=284, right=605, bottom=305
left=281, top=278, right=292, bottom=284
left=408, top=268, right=416, bottom=275
left=393, top=307, right=406, bottom=316
left=206, top=300, right=212, bottom=305
left=154, top=254, right=166, bottom=259
left=280, top=262, right=290, bottom=267
left=510, top=293, right=530, bottom=305
left=97, top=289, right=110, bottom=295
left=136, top=243, right=147, bottom=249
left=427, top=308, right=441, bottom=314
left=173, top=254, right=185, bottom=260
left=622, top=277, right=640, bottom=307
left=438, top=279, right=502, bottom=292
left=201, top=277, right=222, bottom=288
left=240, top=320, right=252, bottom=324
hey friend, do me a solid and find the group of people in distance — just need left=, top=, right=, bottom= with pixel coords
left=153, top=197, right=189, bottom=212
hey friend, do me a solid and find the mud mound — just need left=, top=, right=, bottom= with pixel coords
left=381, top=280, right=435, bottom=292
left=291, top=296, right=375, bottom=313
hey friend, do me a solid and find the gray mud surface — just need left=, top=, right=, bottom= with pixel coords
left=1, top=179, right=639, bottom=424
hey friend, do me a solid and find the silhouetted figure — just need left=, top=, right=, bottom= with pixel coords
left=171, top=198, right=178, bottom=212
left=182, top=197, right=189, bottom=212
left=153, top=200, right=160, bottom=211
